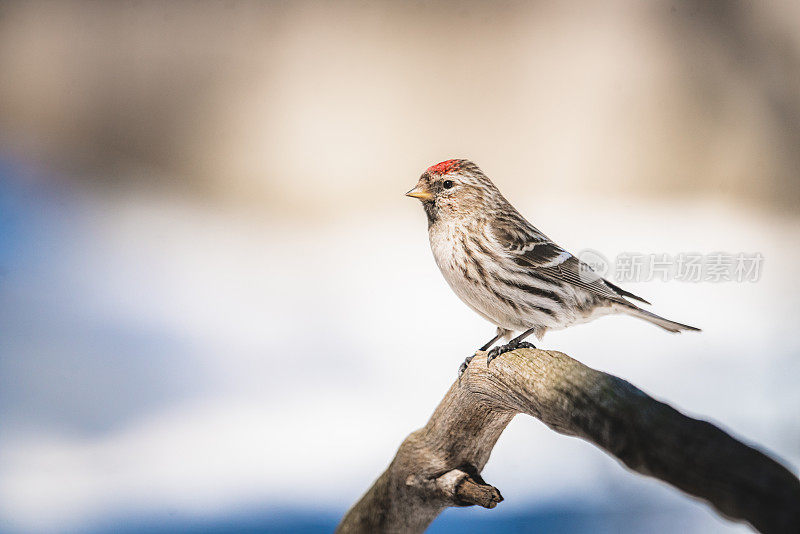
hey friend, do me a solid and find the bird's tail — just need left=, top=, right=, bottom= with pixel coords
left=622, top=305, right=701, bottom=333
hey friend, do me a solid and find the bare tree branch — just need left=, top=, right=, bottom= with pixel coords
left=337, top=349, right=800, bottom=534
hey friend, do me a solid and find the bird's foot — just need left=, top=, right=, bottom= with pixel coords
left=486, top=341, right=536, bottom=367
left=458, top=354, right=476, bottom=379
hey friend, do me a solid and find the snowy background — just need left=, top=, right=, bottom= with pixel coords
left=1, top=2, right=799, bottom=533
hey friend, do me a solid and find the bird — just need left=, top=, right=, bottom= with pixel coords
left=405, top=159, right=700, bottom=376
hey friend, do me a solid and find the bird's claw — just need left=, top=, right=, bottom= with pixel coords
left=486, top=341, right=536, bottom=367
left=458, top=354, right=476, bottom=380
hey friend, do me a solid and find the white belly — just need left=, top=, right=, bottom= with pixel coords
left=428, top=222, right=615, bottom=336
left=428, top=222, right=536, bottom=333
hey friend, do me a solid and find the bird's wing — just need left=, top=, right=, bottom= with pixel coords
left=490, top=218, right=649, bottom=305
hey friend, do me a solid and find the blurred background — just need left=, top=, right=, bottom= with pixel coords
left=1, top=1, right=798, bottom=532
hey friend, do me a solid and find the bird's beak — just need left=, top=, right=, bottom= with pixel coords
left=405, top=184, right=433, bottom=201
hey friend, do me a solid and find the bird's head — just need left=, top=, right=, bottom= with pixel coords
left=406, top=159, right=504, bottom=225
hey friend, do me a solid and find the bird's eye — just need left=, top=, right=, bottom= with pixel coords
left=442, top=180, right=454, bottom=189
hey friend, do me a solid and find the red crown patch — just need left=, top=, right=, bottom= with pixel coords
left=427, top=159, right=460, bottom=175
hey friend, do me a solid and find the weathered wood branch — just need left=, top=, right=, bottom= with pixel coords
left=337, top=349, right=800, bottom=534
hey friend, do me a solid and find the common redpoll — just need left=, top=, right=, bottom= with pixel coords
left=406, top=159, right=700, bottom=375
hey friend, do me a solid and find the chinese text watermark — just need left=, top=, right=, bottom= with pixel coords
left=576, top=251, right=763, bottom=283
